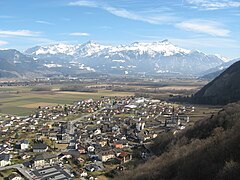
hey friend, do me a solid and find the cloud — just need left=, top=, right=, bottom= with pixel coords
left=69, top=32, right=90, bottom=36
left=68, top=1, right=176, bottom=24
left=102, top=6, right=174, bottom=24
left=103, top=6, right=139, bottom=20
left=176, top=20, right=230, bottom=37
left=0, top=40, right=8, bottom=46
left=186, top=0, right=240, bottom=10
left=0, top=30, right=41, bottom=37
left=35, top=20, right=53, bottom=25
left=68, top=0, right=97, bottom=7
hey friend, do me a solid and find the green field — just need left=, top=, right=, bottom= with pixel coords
left=0, top=86, right=134, bottom=116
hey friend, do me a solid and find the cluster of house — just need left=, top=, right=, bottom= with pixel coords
left=0, top=96, right=195, bottom=179
left=0, top=139, right=46, bottom=167
left=29, top=98, right=113, bottom=121
left=0, top=115, right=38, bottom=139
left=31, top=97, right=193, bottom=174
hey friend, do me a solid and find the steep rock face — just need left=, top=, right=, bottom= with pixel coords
left=25, top=40, right=224, bottom=76
left=193, top=60, right=240, bottom=105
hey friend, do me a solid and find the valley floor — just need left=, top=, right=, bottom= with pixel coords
left=0, top=77, right=207, bottom=116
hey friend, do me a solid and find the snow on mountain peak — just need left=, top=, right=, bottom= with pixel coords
left=214, top=54, right=230, bottom=62
left=113, top=40, right=191, bottom=57
left=81, top=40, right=98, bottom=47
left=25, top=40, right=218, bottom=59
left=31, top=43, right=80, bottom=56
left=25, top=41, right=109, bottom=57
left=78, top=41, right=111, bottom=57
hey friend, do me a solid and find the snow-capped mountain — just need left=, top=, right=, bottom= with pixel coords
left=25, top=41, right=110, bottom=58
left=25, top=43, right=79, bottom=56
left=24, top=40, right=225, bottom=76
left=25, top=40, right=190, bottom=58
left=106, top=40, right=190, bottom=57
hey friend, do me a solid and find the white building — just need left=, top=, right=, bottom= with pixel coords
left=17, top=140, right=29, bottom=150
left=98, top=150, right=115, bottom=162
left=0, top=153, right=11, bottom=167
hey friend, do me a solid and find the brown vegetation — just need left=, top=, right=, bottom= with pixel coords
left=115, top=102, right=240, bottom=180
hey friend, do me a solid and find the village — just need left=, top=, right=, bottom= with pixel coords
left=0, top=96, right=195, bottom=180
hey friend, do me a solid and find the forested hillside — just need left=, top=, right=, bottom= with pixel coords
left=192, top=61, right=240, bottom=105
left=116, top=102, right=240, bottom=180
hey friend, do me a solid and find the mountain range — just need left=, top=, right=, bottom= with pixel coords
left=0, top=40, right=238, bottom=78
left=0, top=49, right=40, bottom=78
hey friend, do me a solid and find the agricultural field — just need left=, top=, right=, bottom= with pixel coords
left=0, top=79, right=208, bottom=116
left=0, top=85, right=134, bottom=116
left=184, top=104, right=222, bottom=125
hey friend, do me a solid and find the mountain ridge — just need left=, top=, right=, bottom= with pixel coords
left=192, top=60, right=240, bottom=105
left=23, top=40, right=225, bottom=76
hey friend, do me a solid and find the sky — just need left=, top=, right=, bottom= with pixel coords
left=0, top=0, right=239, bottom=59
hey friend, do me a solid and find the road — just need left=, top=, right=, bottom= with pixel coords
left=66, top=107, right=106, bottom=150
left=0, top=164, right=33, bottom=180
